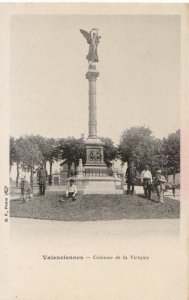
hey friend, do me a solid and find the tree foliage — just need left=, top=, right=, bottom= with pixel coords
left=29, top=135, right=60, bottom=184
left=100, top=137, right=117, bottom=164
left=9, top=136, right=16, bottom=172
left=14, top=135, right=43, bottom=187
left=118, top=126, right=180, bottom=174
left=163, top=130, right=180, bottom=174
left=29, top=135, right=52, bottom=165
left=118, top=126, right=155, bottom=171
left=9, top=128, right=180, bottom=184
left=14, top=136, right=43, bottom=171
left=57, top=137, right=86, bottom=170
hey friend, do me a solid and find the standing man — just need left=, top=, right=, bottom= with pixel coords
left=141, top=165, right=152, bottom=199
left=37, top=165, right=48, bottom=195
left=153, top=170, right=167, bottom=204
left=125, top=161, right=137, bottom=195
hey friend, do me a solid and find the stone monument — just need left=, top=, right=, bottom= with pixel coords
left=75, top=28, right=123, bottom=194
left=84, top=63, right=108, bottom=175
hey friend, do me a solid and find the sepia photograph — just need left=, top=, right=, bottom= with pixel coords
left=0, top=3, right=188, bottom=300
left=10, top=14, right=180, bottom=220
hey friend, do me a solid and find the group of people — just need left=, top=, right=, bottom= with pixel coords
left=126, top=162, right=167, bottom=204
left=20, top=165, right=48, bottom=202
left=20, top=164, right=78, bottom=202
left=20, top=162, right=168, bottom=204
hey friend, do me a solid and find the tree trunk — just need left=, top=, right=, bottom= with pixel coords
left=30, top=167, right=33, bottom=192
left=165, top=170, right=168, bottom=182
left=173, top=169, right=176, bottom=185
left=68, top=163, right=71, bottom=178
left=16, top=162, right=19, bottom=187
left=49, top=161, right=53, bottom=185
left=44, top=160, right=47, bottom=169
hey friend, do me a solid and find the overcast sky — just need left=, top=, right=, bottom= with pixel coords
left=10, top=15, right=180, bottom=145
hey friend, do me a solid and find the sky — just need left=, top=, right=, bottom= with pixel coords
left=10, top=15, right=180, bottom=145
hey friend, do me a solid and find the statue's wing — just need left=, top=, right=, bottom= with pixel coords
left=80, top=29, right=91, bottom=44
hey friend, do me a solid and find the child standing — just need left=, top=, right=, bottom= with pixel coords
left=20, top=175, right=33, bottom=202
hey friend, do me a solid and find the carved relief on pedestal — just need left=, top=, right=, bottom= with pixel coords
left=87, top=148, right=103, bottom=164
left=88, top=151, right=94, bottom=161
left=96, top=151, right=102, bottom=161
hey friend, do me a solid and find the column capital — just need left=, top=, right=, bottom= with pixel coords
left=86, top=64, right=99, bottom=80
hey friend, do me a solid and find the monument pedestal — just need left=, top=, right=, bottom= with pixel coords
left=76, top=177, right=123, bottom=195
left=84, top=137, right=107, bottom=176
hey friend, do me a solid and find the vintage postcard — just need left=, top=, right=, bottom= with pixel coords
left=0, top=3, right=189, bottom=300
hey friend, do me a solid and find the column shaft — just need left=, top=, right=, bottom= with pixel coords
left=86, top=66, right=99, bottom=139
left=88, top=78, right=97, bottom=138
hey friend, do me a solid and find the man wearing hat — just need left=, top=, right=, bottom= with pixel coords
left=125, top=161, right=137, bottom=195
left=153, top=170, right=167, bottom=204
left=37, top=165, right=48, bottom=195
left=141, top=165, right=152, bottom=199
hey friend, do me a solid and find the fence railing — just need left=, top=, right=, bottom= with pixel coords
left=68, top=168, right=123, bottom=178
left=84, top=168, right=110, bottom=177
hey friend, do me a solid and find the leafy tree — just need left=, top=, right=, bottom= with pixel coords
left=9, top=136, right=16, bottom=173
left=14, top=135, right=43, bottom=189
left=57, top=137, right=86, bottom=171
left=118, top=126, right=170, bottom=174
left=13, top=138, right=22, bottom=186
left=118, top=126, right=180, bottom=177
left=23, top=135, right=60, bottom=184
left=29, top=135, right=49, bottom=166
left=163, top=130, right=180, bottom=182
left=10, top=136, right=23, bottom=186
left=45, top=138, right=60, bottom=185
left=149, top=138, right=168, bottom=174
left=100, top=137, right=117, bottom=165
left=118, top=126, right=155, bottom=171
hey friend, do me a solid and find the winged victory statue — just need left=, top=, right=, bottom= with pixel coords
left=80, top=28, right=101, bottom=63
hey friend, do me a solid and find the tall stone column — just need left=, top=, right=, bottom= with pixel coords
left=85, top=64, right=106, bottom=170
left=86, top=64, right=99, bottom=139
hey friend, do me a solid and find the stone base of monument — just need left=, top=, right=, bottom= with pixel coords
left=75, top=176, right=124, bottom=195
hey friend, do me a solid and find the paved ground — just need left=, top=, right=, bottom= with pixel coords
left=10, top=217, right=180, bottom=239
left=135, top=186, right=180, bottom=201
left=164, top=190, right=180, bottom=201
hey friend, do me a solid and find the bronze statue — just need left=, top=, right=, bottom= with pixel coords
left=80, top=28, right=101, bottom=63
